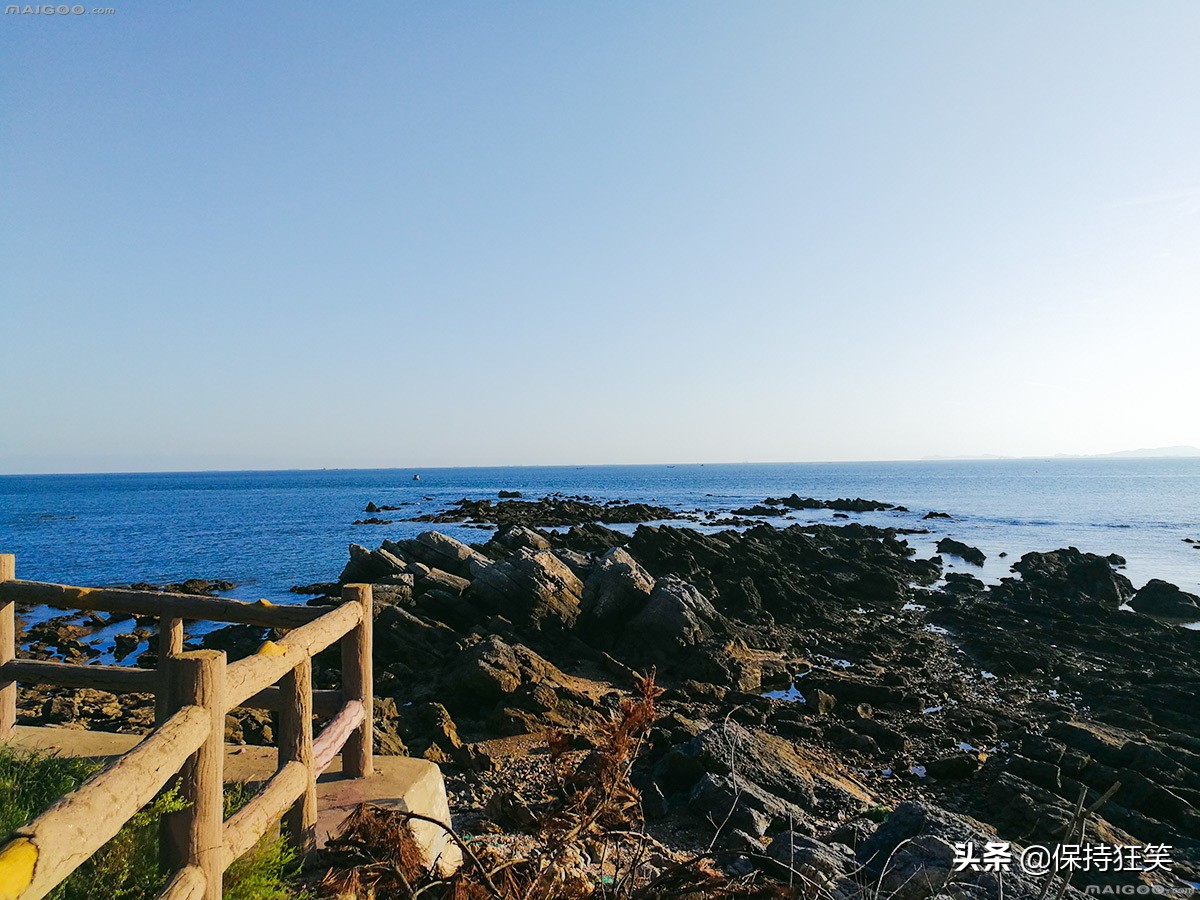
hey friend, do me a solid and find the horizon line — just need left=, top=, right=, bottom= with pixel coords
left=3, top=450, right=1199, bottom=479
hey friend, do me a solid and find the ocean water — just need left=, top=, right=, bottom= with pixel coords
left=1, top=460, right=1198, bottom=606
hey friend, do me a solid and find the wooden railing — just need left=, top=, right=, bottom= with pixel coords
left=0, top=554, right=374, bottom=900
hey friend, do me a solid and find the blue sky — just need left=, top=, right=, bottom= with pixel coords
left=2, top=2, right=1198, bottom=473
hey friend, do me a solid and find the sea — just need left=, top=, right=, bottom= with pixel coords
left=1, top=459, right=1198, bottom=610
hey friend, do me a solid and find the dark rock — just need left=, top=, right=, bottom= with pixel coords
left=1010, top=547, right=1134, bottom=606
left=616, top=576, right=721, bottom=663
left=936, top=538, right=986, bottom=567
left=128, top=578, right=236, bottom=595
left=580, top=547, right=655, bottom=645
left=923, top=754, right=980, bottom=780
left=412, top=495, right=675, bottom=527
left=199, top=624, right=268, bottom=659
left=1129, top=579, right=1200, bottom=622
left=763, top=495, right=896, bottom=512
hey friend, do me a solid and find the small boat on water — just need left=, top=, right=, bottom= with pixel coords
left=412, top=474, right=421, bottom=481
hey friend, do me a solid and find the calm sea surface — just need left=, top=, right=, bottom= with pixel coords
left=1, top=460, right=1198, bottom=605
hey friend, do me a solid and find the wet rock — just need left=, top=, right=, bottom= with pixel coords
left=944, top=572, right=985, bottom=595
left=200, top=623, right=268, bottom=659
left=412, top=495, right=675, bottom=527
left=128, top=578, right=236, bottom=595
left=1129, top=579, right=1200, bottom=621
left=936, top=538, right=986, bottom=567
left=1010, top=547, right=1134, bottom=606
left=763, top=495, right=896, bottom=512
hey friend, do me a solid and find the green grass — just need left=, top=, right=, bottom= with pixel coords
left=0, top=746, right=303, bottom=900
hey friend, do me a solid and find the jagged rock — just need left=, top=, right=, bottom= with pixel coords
left=687, top=771, right=803, bottom=837
left=580, top=547, right=655, bottom=645
left=943, top=572, right=985, bottom=594
left=1010, top=547, right=1134, bottom=606
left=764, top=832, right=855, bottom=886
left=552, top=523, right=629, bottom=554
left=763, top=495, right=896, bottom=512
left=1129, top=579, right=1200, bottom=621
left=490, top=525, right=552, bottom=553
left=412, top=496, right=674, bottom=527
left=415, top=567, right=471, bottom=596
left=128, top=578, right=236, bottom=595
left=443, top=635, right=567, bottom=711
left=393, top=531, right=493, bottom=579
left=339, top=543, right=408, bottom=583
left=403, top=702, right=463, bottom=762
left=373, top=605, right=458, bottom=675
left=466, top=549, right=584, bottom=630
left=616, top=576, right=720, bottom=662
left=369, top=577, right=414, bottom=610
left=856, top=801, right=1049, bottom=900
left=655, top=721, right=817, bottom=819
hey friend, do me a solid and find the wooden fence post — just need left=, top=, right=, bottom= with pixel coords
left=156, top=616, right=184, bottom=726
left=279, top=657, right=317, bottom=850
left=340, top=584, right=373, bottom=777
left=1, top=554, right=15, bottom=742
left=175, top=650, right=226, bottom=900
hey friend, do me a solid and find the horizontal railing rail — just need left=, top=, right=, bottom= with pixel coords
left=0, top=554, right=374, bottom=900
left=0, top=578, right=335, bottom=628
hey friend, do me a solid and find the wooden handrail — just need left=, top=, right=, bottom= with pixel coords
left=0, top=659, right=159, bottom=693
left=224, top=601, right=362, bottom=711
left=221, top=762, right=307, bottom=867
left=241, top=685, right=344, bottom=716
left=0, top=553, right=377, bottom=900
left=1, top=555, right=15, bottom=738
left=0, top=579, right=334, bottom=629
left=156, top=865, right=206, bottom=900
left=2, top=705, right=210, bottom=900
left=312, top=700, right=365, bottom=774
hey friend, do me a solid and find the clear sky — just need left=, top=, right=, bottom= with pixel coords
left=2, top=2, right=1198, bottom=473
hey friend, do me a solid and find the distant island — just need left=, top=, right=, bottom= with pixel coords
left=1064, top=445, right=1200, bottom=459
left=924, top=445, right=1200, bottom=461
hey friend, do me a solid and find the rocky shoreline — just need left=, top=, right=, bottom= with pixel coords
left=13, top=494, right=1200, bottom=897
